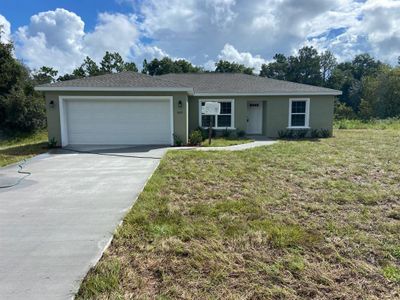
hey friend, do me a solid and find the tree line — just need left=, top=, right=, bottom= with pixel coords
left=41, top=46, right=400, bottom=121
left=1, top=24, right=399, bottom=134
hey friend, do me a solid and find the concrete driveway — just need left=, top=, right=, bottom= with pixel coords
left=0, top=146, right=166, bottom=299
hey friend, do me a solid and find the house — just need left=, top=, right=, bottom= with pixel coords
left=35, top=72, right=342, bottom=146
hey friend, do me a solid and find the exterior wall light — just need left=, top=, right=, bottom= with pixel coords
left=178, top=100, right=183, bottom=109
left=49, top=100, right=55, bottom=109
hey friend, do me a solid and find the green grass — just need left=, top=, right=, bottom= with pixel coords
left=201, top=137, right=253, bottom=147
left=334, top=118, right=400, bottom=130
left=0, top=130, right=48, bottom=167
left=77, top=128, right=400, bottom=299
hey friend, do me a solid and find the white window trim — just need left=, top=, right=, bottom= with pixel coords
left=288, top=98, right=310, bottom=129
left=198, top=99, right=235, bottom=129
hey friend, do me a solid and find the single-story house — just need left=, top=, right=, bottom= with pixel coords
left=35, top=72, right=342, bottom=147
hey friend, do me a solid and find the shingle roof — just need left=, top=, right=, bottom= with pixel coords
left=160, top=73, right=341, bottom=95
left=36, top=71, right=192, bottom=91
left=35, top=71, right=341, bottom=95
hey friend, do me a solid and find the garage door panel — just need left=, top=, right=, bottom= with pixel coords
left=65, top=99, right=172, bottom=145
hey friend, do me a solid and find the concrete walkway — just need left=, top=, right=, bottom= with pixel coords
left=174, top=136, right=277, bottom=151
left=0, top=146, right=166, bottom=300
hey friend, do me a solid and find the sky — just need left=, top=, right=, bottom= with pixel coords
left=0, top=0, right=399, bottom=74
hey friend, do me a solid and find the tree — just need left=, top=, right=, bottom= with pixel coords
left=142, top=58, right=173, bottom=75
left=0, top=34, right=25, bottom=96
left=214, top=60, right=254, bottom=74
left=33, top=66, right=58, bottom=85
left=320, top=51, right=337, bottom=84
left=287, top=46, right=322, bottom=85
left=57, top=53, right=138, bottom=81
left=124, top=62, right=138, bottom=72
left=57, top=73, right=81, bottom=82
left=351, top=53, right=382, bottom=80
left=362, top=68, right=400, bottom=118
left=100, top=51, right=126, bottom=73
left=0, top=85, right=46, bottom=132
left=81, top=56, right=101, bottom=76
left=142, top=57, right=202, bottom=75
left=259, top=54, right=288, bottom=80
left=174, top=59, right=202, bottom=73
left=0, top=30, right=46, bottom=132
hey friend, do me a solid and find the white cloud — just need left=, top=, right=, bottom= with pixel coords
left=135, top=0, right=400, bottom=66
left=132, top=44, right=168, bottom=60
left=140, top=0, right=201, bottom=36
left=83, top=12, right=139, bottom=61
left=0, top=14, right=11, bottom=43
left=9, top=0, right=400, bottom=74
left=305, top=0, right=400, bottom=63
left=204, top=60, right=216, bottom=71
left=14, top=8, right=164, bottom=74
left=205, top=0, right=237, bottom=28
left=15, top=9, right=85, bottom=73
left=215, top=43, right=268, bottom=72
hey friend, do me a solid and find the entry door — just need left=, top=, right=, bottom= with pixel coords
left=247, top=101, right=262, bottom=134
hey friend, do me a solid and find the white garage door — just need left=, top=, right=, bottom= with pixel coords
left=62, top=97, right=172, bottom=145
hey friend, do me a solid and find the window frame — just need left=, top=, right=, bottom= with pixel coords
left=198, top=99, right=235, bottom=129
left=288, top=98, right=310, bottom=129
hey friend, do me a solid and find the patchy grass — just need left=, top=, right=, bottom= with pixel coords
left=334, top=118, right=400, bottom=130
left=0, top=130, right=48, bottom=167
left=77, top=129, right=400, bottom=299
left=201, top=137, right=253, bottom=147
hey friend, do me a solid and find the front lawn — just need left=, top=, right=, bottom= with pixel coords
left=0, top=130, right=48, bottom=167
left=201, top=137, right=253, bottom=147
left=77, top=129, right=400, bottom=299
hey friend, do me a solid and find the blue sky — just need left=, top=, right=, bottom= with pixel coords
left=0, top=0, right=399, bottom=74
left=0, top=0, right=130, bottom=31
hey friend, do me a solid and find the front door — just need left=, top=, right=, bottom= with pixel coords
left=247, top=101, right=262, bottom=134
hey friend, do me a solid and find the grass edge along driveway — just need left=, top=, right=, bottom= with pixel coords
left=0, top=130, right=48, bottom=167
left=77, top=129, right=400, bottom=299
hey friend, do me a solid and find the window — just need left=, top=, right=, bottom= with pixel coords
left=199, top=100, right=234, bottom=128
left=288, top=98, right=310, bottom=128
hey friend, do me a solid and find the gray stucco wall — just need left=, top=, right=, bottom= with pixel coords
left=189, top=95, right=335, bottom=137
left=44, top=91, right=188, bottom=146
left=44, top=91, right=334, bottom=146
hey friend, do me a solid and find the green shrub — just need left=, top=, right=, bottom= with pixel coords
left=196, top=127, right=208, bottom=140
left=222, top=128, right=231, bottom=138
left=188, top=130, right=203, bottom=145
left=173, top=134, right=183, bottom=146
left=196, top=127, right=215, bottom=140
left=278, top=129, right=295, bottom=139
left=337, top=121, right=348, bottom=129
left=48, top=137, right=58, bottom=148
left=237, top=130, right=246, bottom=138
left=310, top=129, right=320, bottom=138
left=286, top=130, right=294, bottom=139
left=278, top=130, right=288, bottom=139
left=294, top=129, right=309, bottom=139
left=319, top=129, right=331, bottom=138
left=334, top=101, right=356, bottom=120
